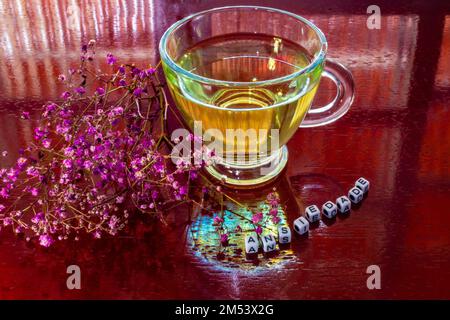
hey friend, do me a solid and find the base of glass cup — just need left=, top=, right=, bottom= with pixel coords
left=205, top=146, right=288, bottom=187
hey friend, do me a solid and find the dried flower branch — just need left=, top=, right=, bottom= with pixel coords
left=0, top=41, right=284, bottom=251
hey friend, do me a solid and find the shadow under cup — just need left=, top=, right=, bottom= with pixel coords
left=159, top=6, right=352, bottom=187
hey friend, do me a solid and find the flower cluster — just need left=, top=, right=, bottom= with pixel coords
left=0, top=41, right=207, bottom=247
left=251, top=191, right=282, bottom=235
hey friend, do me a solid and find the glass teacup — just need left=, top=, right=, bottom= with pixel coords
left=159, top=6, right=354, bottom=187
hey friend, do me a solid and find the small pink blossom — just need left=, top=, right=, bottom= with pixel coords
left=62, top=159, right=72, bottom=169
left=30, top=187, right=38, bottom=196
left=220, top=233, right=228, bottom=244
left=272, top=216, right=281, bottom=224
left=42, top=139, right=52, bottom=148
left=39, top=234, right=54, bottom=247
left=255, top=226, right=263, bottom=235
left=213, top=216, right=223, bottom=225
left=74, top=87, right=86, bottom=95
left=61, top=91, right=71, bottom=100
left=252, top=212, right=263, bottom=224
left=21, top=111, right=30, bottom=119
left=17, top=157, right=27, bottom=167
left=96, top=87, right=105, bottom=95
left=269, top=208, right=278, bottom=216
left=106, top=53, right=117, bottom=65
left=133, top=87, right=143, bottom=97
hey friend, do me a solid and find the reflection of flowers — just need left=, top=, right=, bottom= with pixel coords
left=249, top=191, right=282, bottom=235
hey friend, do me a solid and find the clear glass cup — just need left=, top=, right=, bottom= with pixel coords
left=159, top=6, right=354, bottom=187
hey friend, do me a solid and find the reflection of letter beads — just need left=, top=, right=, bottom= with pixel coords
left=293, top=217, right=309, bottom=235
left=245, top=233, right=259, bottom=254
left=322, top=201, right=337, bottom=219
left=305, top=205, right=320, bottom=222
left=277, top=226, right=291, bottom=244
left=261, top=233, right=277, bottom=253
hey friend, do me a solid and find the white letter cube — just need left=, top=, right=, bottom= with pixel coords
left=293, top=216, right=309, bottom=235
left=322, top=201, right=337, bottom=219
left=277, top=226, right=291, bottom=244
left=305, top=205, right=320, bottom=222
left=349, top=187, right=363, bottom=204
left=355, top=177, right=370, bottom=193
left=244, top=233, right=259, bottom=254
left=336, top=196, right=351, bottom=213
left=261, top=233, right=277, bottom=253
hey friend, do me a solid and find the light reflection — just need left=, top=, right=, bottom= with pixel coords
left=0, top=0, right=159, bottom=100
left=188, top=195, right=297, bottom=273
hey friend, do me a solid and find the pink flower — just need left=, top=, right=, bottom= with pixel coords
left=62, top=159, right=72, bottom=169
left=179, top=185, right=188, bottom=196
left=269, top=208, right=278, bottom=216
left=213, top=216, right=223, bottom=225
left=0, top=188, right=8, bottom=199
left=255, top=226, right=262, bottom=235
left=133, top=87, right=143, bottom=97
left=31, top=212, right=44, bottom=224
left=220, top=233, right=228, bottom=244
left=39, top=234, right=54, bottom=247
left=252, top=212, right=263, bottom=224
left=42, top=139, right=52, bottom=148
left=106, top=53, right=117, bottom=65
left=272, top=216, right=281, bottom=224
left=61, top=91, right=71, bottom=100
left=17, top=157, right=27, bottom=167
left=0, top=204, right=5, bottom=211
left=96, top=87, right=105, bottom=95
left=30, top=187, right=38, bottom=196
left=74, top=87, right=86, bottom=95
left=21, top=111, right=30, bottom=119
left=112, top=106, right=123, bottom=115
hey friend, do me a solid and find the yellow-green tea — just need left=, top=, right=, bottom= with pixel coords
left=164, top=33, right=320, bottom=160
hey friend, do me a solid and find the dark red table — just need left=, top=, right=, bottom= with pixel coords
left=0, top=0, right=449, bottom=299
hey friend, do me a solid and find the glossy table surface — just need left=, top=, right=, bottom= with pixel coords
left=0, top=0, right=449, bottom=299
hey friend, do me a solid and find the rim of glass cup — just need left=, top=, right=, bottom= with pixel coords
left=159, top=5, right=328, bottom=88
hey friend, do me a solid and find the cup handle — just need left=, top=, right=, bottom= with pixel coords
left=300, top=59, right=355, bottom=128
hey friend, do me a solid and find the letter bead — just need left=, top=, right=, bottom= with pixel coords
left=336, top=196, right=351, bottom=213
left=348, top=187, right=363, bottom=204
left=293, top=216, right=309, bottom=235
left=322, top=201, right=337, bottom=219
left=305, top=205, right=321, bottom=223
left=261, top=233, right=277, bottom=253
left=355, top=177, right=370, bottom=193
left=277, top=226, right=291, bottom=244
left=245, top=233, right=259, bottom=255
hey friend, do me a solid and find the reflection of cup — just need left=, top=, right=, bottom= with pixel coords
left=159, top=6, right=354, bottom=187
